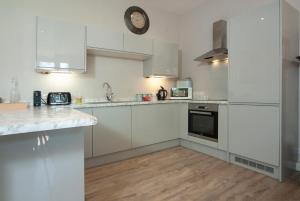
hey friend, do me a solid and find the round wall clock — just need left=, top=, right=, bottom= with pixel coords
left=124, top=6, right=150, bottom=35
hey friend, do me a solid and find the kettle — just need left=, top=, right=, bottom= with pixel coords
left=156, top=86, right=168, bottom=100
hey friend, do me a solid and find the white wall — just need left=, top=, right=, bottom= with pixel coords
left=0, top=0, right=180, bottom=102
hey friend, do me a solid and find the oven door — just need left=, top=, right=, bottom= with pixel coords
left=188, top=110, right=218, bottom=141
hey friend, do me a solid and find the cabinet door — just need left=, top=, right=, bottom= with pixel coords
left=218, top=105, right=228, bottom=151
left=87, top=26, right=123, bottom=51
left=144, top=40, right=178, bottom=77
left=228, top=105, right=280, bottom=166
left=132, top=104, right=179, bottom=148
left=77, top=108, right=93, bottom=158
left=228, top=2, right=280, bottom=103
left=93, top=106, right=131, bottom=156
left=123, top=34, right=153, bottom=55
left=36, top=17, right=86, bottom=72
left=179, top=103, right=189, bottom=140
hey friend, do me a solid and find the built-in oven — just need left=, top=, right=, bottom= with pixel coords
left=188, top=103, right=218, bottom=142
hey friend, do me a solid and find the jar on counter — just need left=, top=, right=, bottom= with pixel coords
left=135, top=94, right=143, bottom=102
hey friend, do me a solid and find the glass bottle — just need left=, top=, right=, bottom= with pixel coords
left=9, top=77, right=20, bottom=103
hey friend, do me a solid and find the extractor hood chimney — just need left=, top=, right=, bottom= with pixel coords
left=194, top=20, right=228, bottom=63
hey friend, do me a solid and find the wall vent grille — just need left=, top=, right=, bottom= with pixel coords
left=234, top=156, right=274, bottom=174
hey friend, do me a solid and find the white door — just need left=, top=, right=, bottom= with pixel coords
left=144, top=40, right=178, bottom=77
left=93, top=106, right=132, bottom=156
left=77, top=108, right=93, bottom=158
left=228, top=104, right=280, bottom=166
left=228, top=2, right=280, bottom=103
left=179, top=103, right=189, bottom=140
left=123, top=34, right=153, bottom=55
left=87, top=26, right=123, bottom=51
left=132, top=104, right=179, bottom=147
left=36, top=16, right=86, bottom=71
left=218, top=105, right=228, bottom=151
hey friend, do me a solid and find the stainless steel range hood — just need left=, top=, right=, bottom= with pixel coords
left=194, top=20, right=228, bottom=63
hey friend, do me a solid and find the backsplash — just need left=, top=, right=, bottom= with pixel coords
left=0, top=56, right=176, bottom=103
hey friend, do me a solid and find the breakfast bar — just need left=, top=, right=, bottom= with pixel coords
left=0, top=107, right=97, bottom=201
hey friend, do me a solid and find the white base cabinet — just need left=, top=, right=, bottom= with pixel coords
left=179, top=103, right=189, bottom=140
left=218, top=105, right=228, bottom=151
left=92, top=106, right=132, bottom=157
left=228, top=105, right=280, bottom=166
left=77, top=108, right=93, bottom=158
left=132, top=104, right=179, bottom=147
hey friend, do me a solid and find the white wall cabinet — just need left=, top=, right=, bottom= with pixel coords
left=86, top=28, right=153, bottom=61
left=87, top=26, right=123, bottom=51
left=228, top=105, right=280, bottom=166
left=93, top=106, right=132, bottom=157
left=144, top=40, right=178, bottom=77
left=124, top=34, right=153, bottom=55
left=36, top=16, right=86, bottom=73
left=132, top=104, right=179, bottom=147
left=228, top=3, right=280, bottom=104
left=77, top=108, right=93, bottom=158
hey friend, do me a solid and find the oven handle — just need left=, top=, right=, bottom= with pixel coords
left=189, top=111, right=213, bottom=116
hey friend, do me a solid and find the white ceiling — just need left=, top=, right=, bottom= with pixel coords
left=145, top=0, right=300, bottom=15
left=144, top=0, right=209, bottom=15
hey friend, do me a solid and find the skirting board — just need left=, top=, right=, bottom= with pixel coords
left=85, top=139, right=180, bottom=168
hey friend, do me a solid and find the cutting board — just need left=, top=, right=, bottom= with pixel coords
left=0, top=103, right=29, bottom=110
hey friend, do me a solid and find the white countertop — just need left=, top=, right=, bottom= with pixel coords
left=0, top=106, right=97, bottom=136
left=72, top=99, right=228, bottom=109
left=0, top=99, right=226, bottom=136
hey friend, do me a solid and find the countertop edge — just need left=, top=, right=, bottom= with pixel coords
left=72, top=100, right=229, bottom=109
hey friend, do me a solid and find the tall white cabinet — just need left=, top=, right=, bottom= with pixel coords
left=228, top=0, right=299, bottom=181
left=228, top=3, right=280, bottom=104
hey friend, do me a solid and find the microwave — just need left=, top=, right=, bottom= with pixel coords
left=170, top=88, right=193, bottom=100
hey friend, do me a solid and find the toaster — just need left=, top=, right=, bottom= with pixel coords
left=47, top=92, right=72, bottom=105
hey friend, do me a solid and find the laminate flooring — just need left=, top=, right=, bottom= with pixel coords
left=85, top=147, right=300, bottom=201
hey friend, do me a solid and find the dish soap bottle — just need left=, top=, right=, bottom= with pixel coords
left=9, top=77, right=20, bottom=103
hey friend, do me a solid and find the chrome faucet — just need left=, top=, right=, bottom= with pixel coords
left=102, top=82, right=114, bottom=102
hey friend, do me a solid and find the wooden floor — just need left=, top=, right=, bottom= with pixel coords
left=85, top=147, right=300, bottom=201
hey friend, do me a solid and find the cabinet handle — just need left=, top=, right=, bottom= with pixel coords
left=189, top=111, right=212, bottom=116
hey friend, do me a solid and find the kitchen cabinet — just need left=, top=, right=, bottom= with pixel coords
left=228, top=3, right=280, bottom=103
left=93, top=106, right=132, bottom=157
left=218, top=105, right=228, bottom=151
left=123, top=34, right=153, bottom=55
left=86, top=29, right=152, bottom=61
left=132, top=104, right=179, bottom=147
left=77, top=108, right=93, bottom=158
left=36, top=16, right=86, bottom=73
left=228, top=105, right=280, bottom=166
left=178, top=103, right=189, bottom=140
left=87, top=26, right=123, bottom=51
left=144, top=40, right=178, bottom=77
